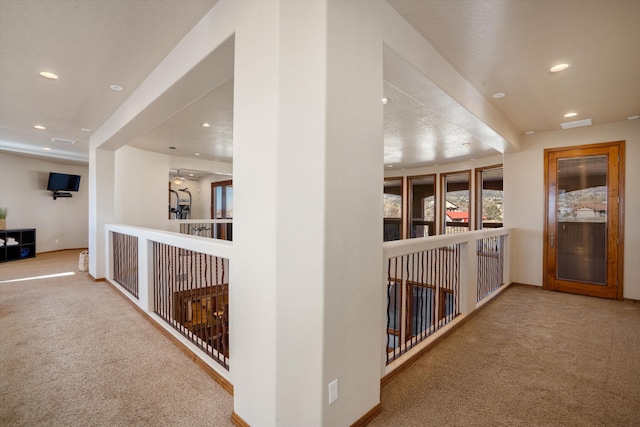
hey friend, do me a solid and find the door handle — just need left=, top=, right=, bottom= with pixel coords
left=550, top=232, right=554, bottom=248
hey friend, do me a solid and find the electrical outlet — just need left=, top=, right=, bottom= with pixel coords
left=328, top=379, right=338, bottom=405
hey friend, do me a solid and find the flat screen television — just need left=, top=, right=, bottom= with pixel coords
left=47, top=172, right=81, bottom=192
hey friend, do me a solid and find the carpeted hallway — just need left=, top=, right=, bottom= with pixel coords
left=371, top=283, right=640, bottom=426
left=2, top=250, right=640, bottom=426
left=0, top=250, right=234, bottom=426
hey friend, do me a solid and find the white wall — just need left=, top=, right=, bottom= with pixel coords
left=0, top=153, right=88, bottom=252
left=112, top=148, right=232, bottom=228
left=114, top=145, right=169, bottom=229
left=504, top=119, right=640, bottom=300
left=169, top=155, right=233, bottom=220
left=196, top=174, right=233, bottom=219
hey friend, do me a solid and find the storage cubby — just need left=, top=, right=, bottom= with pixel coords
left=0, top=229, right=36, bottom=263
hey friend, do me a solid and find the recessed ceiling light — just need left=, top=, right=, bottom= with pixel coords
left=627, top=115, right=639, bottom=120
left=33, top=124, right=46, bottom=130
left=43, top=147, right=52, bottom=151
left=39, top=71, right=58, bottom=80
left=550, top=63, right=570, bottom=73
left=81, top=128, right=91, bottom=132
left=201, top=122, right=211, bottom=128
left=388, top=165, right=393, bottom=168
left=194, top=152, right=201, bottom=156
left=462, top=142, right=471, bottom=146
left=525, top=131, right=535, bottom=135
left=492, top=92, right=506, bottom=99
left=110, top=84, right=124, bottom=91
left=382, top=98, right=389, bottom=104
left=564, top=112, right=578, bottom=118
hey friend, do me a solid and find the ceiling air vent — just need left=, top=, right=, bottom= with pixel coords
left=561, top=118, right=592, bottom=130
left=51, top=137, right=77, bottom=144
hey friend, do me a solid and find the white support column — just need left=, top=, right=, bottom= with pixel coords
left=105, top=228, right=114, bottom=283
left=231, top=1, right=383, bottom=425
left=88, top=147, right=115, bottom=279
left=459, top=240, right=478, bottom=315
left=503, top=232, right=511, bottom=286
left=138, top=237, right=153, bottom=313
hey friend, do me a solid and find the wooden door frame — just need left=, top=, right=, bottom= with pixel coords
left=211, top=180, right=233, bottom=219
left=543, top=141, right=625, bottom=300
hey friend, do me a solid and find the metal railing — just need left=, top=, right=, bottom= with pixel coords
left=153, top=242, right=229, bottom=369
left=105, top=224, right=233, bottom=377
left=112, top=232, right=139, bottom=298
left=384, top=228, right=510, bottom=371
left=386, top=244, right=460, bottom=364
left=477, top=235, right=505, bottom=302
left=177, top=220, right=233, bottom=241
left=445, top=222, right=470, bottom=234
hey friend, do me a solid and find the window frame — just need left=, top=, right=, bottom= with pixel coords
left=440, top=170, right=472, bottom=234
left=407, top=174, right=437, bottom=239
left=384, top=177, right=405, bottom=241
left=475, top=165, right=504, bottom=230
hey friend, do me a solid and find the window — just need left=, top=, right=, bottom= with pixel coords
left=476, top=166, right=503, bottom=229
left=441, top=171, right=471, bottom=234
left=211, top=180, right=233, bottom=240
left=211, top=180, right=233, bottom=219
left=408, top=175, right=436, bottom=238
left=384, top=178, right=403, bottom=241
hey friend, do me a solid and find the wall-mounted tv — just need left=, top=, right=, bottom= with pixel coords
left=47, top=172, right=81, bottom=192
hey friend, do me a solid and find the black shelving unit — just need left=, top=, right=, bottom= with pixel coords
left=0, top=229, right=36, bottom=263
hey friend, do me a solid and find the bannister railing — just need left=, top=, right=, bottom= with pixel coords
left=153, top=242, right=229, bottom=369
left=386, top=243, right=461, bottom=364
left=477, top=234, right=505, bottom=302
left=383, top=228, right=510, bottom=372
left=177, top=219, right=233, bottom=241
left=112, top=232, right=139, bottom=298
left=445, top=221, right=470, bottom=234
left=106, top=224, right=233, bottom=377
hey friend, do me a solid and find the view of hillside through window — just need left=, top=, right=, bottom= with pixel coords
left=384, top=166, right=503, bottom=239
left=482, top=190, right=504, bottom=222
left=480, top=167, right=504, bottom=227
left=557, top=156, right=607, bottom=223
left=558, top=186, right=607, bottom=222
left=383, top=193, right=401, bottom=218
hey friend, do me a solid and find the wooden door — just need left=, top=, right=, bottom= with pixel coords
left=211, top=180, right=233, bottom=240
left=544, top=141, right=624, bottom=299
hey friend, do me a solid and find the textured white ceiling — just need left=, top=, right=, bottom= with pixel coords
left=386, top=0, right=640, bottom=133
left=1, top=0, right=639, bottom=171
left=0, top=0, right=218, bottom=165
left=130, top=78, right=235, bottom=163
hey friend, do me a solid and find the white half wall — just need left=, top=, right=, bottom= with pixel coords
left=0, top=153, right=88, bottom=252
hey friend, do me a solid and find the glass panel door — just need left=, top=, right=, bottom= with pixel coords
left=556, top=156, right=607, bottom=284
left=544, top=142, right=624, bottom=300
